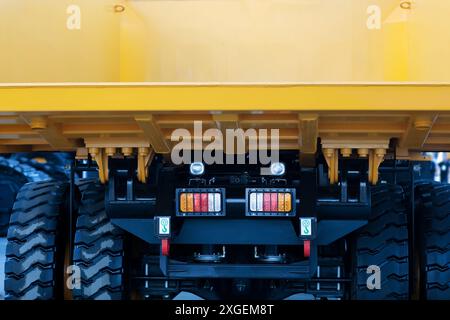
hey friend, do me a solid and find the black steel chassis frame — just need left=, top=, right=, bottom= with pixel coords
left=65, top=154, right=436, bottom=297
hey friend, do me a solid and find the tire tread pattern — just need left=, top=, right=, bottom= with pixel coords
left=4, top=181, right=67, bottom=300
left=354, top=184, right=409, bottom=300
left=416, top=183, right=450, bottom=300
left=72, top=182, right=125, bottom=300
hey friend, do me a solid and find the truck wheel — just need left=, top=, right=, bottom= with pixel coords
left=0, top=157, right=51, bottom=182
left=4, top=181, right=69, bottom=300
left=352, top=184, right=409, bottom=300
left=416, top=183, right=450, bottom=300
left=11, top=152, right=71, bottom=181
left=72, top=182, right=126, bottom=300
left=0, top=167, right=28, bottom=236
left=0, top=157, right=51, bottom=237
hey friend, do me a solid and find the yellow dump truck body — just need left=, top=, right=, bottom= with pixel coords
left=1, top=0, right=450, bottom=156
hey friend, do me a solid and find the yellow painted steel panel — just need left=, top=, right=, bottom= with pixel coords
left=0, top=1, right=450, bottom=154
left=0, top=83, right=450, bottom=112
left=0, top=0, right=120, bottom=82
left=0, top=0, right=449, bottom=83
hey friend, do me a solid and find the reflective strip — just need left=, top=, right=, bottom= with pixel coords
left=194, top=193, right=201, bottom=212
left=186, top=193, right=194, bottom=212
left=256, top=193, right=263, bottom=211
left=201, top=193, right=208, bottom=212
left=278, top=193, right=285, bottom=212
left=180, top=193, right=187, bottom=212
left=270, top=193, right=278, bottom=211
left=263, top=193, right=271, bottom=211
left=249, top=193, right=257, bottom=212
left=284, top=193, right=292, bottom=212
left=208, top=193, right=215, bottom=212
left=214, top=193, right=221, bottom=212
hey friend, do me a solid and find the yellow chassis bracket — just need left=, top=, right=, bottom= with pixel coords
left=88, top=147, right=109, bottom=184
left=1, top=82, right=450, bottom=112
left=368, top=149, right=386, bottom=185
left=86, top=146, right=155, bottom=184
left=323, top=149, right=339, bottom=184
left=1, top=82, right=450, bottom=184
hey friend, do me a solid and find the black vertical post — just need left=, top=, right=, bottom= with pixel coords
left=409, top=162, right=416, bottom=299
left=393, top=145, right=398, bottom=185
left=299, top=157, right=318, bottom=276
left=299, top=167, right=317, bottom=218
left=440, top=162, right=449, bottom=183
left=69, top=159, right=75, bottom=261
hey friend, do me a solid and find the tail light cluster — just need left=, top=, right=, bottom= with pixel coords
left=176, top=188, right=225, bottom=216
left=246, top=188, right=296, bottom=217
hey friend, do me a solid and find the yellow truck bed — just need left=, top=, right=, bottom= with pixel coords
left=0, top=83, right=450, bottom=156
left=1, top=0, right=450, bottom=157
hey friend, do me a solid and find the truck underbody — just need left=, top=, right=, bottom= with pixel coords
left=0, top=84, right=448, bottom=300
left=1, top=145, right=448, bottom=300
left=1, top=0, right=450, bottom=301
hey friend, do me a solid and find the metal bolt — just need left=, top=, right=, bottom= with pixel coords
left=340, top=148, right=352, bottom=158
left=358, top=148, right=369, bottom=157
left=114, top=4, right=125, bottom=13
left=400, top=1, right=412, bottom=10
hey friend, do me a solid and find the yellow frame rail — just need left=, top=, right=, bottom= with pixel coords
left=1, top=82, right=450, bottom=112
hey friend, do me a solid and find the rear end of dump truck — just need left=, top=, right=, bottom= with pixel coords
left=0, top=0, right=449, bottom=301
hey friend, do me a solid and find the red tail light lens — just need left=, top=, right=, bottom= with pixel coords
left=246, top=188, right=296, bottom=216
left=177, top=188, right=225, bottom=216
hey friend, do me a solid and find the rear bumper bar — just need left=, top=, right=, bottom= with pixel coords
left=159, top=246, right=317, bottom=279
left=112, top=218, right=367, bottom=246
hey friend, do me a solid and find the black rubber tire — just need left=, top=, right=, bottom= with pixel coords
left=0, top=157, right=51, bottom=237
left=11, top=152, right=71, bottom=181
left=4, top=181, right=68, bottom=300
left=352, top=184, right=410, bottom=300
left=0, top=167, right=28, bottom=236
left=416, top=183, right=450, bottom=300
left=75, top=178, right=97, bottom=194
left=0, top=157, right=51, bottom=182
left=72, top=182, right=126, bottom=300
